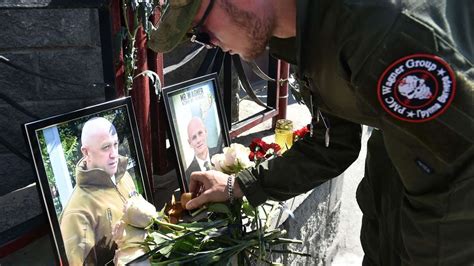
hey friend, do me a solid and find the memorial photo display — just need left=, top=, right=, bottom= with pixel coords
left=162, top=73, right=230, bottom=192
left=23, top=97, right=151, bottom=265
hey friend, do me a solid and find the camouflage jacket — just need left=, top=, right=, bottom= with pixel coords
left=237, top=0, right=473, bottom=264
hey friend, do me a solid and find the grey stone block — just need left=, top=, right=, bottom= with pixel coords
left=0, top=153, right=36, bottom=196
left=0, top=0, right=55, bottom=8
left=272, top=182, right=337, bottom=265
left=0, top=104, right=37, bottom=154
left=0, top=104, right=34, bottom=158
left=0, top=52, right=40, bottom=102
left=0, top=185, right=43, bottom=233
left=37, top=48, right=104, bottom=100
left=324, top=202, right=341, bottom=248
left=329, top=174, right=344, bottom=212
left=0, top=9, right=100, bottom=49
left=32, top=98, right=104, bottom=119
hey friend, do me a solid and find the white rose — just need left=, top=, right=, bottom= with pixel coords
left=123, top=195, right=158, bottom=228
left=112, top=219, right=147, bottom=248
left=211, top=143, right=254, bottom=174
left=211, top=153, right=228, bottom=173
left=114, top=246, right=150, bottom=266
left=223, top=145, right=237, bottom=167
left=230, top=143, right=254, bottom=169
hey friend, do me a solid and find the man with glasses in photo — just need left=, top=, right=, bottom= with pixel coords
left=149, top=0, right=473, bottom=264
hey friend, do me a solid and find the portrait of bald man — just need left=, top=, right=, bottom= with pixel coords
left=59, top=117, right=138, bottom=265
left=184, top=117, right=219, bottom=184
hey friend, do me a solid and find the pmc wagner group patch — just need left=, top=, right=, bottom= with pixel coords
left=377, top=54, right=456, bottom=123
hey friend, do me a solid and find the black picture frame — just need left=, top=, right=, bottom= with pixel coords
left=162, top=73, right=230, bottom=192
left=23, top=97, right=151, bottom=265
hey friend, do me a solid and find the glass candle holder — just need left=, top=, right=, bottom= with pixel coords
left=274, top=119, right=294, bottom=152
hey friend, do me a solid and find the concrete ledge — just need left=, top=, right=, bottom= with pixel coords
left=269, top=175, right=344, bottom=265
left=0, top=184, right=42, bottom=233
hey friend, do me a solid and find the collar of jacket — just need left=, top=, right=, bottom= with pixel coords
left=75, top=156, right=129, bottom=188
left=295, top=0, right=313, bottom=77
left=268, top=0, right=311, bottom=67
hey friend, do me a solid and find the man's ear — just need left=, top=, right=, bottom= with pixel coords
left=81, top=146, right=88, bottom=157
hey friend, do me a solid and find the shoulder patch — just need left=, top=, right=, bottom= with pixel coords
left=377, top=54, right=456, bottom=122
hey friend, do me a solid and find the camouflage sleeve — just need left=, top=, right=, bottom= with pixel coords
left=237, top=113, right=362, bottom=206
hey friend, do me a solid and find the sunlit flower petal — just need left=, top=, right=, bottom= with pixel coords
left=123, top=195, right=158, bottom=228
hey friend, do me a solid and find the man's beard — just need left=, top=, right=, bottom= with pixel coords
left=220, top=0, right=274, bottom=61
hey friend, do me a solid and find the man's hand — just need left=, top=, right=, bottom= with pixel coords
left=186, top=170, right=243, bottom=210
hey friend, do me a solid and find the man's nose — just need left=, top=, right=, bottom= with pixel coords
left=110, top=147, right=118, bottom=157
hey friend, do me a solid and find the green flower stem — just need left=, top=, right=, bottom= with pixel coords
left=190, top=206, right=207, bottom=217
left=149, top=223, right=288, bottom=264
left=255, top=208, right=266, bottom=259
left=133, top=219, right=228, bottom=263
left=242, top=228, right=283, bottom=241
left=121, top=0, right=141, bottom=93
left=144, top=225, right=302, bottom=265
left=155, top=245, right=244, bottom=264
left=136, top=199, right=305, bottom=264
left=264, top=201, right=281, bottom=229
left=265, top=249, right=311, bottom=257
left=153, top=218, right=185, bottom=231
left=245, top=249, right=274, bottom=264
left=121, top=0, right=134, bottom=40
left=269, top=237, right=303, bottom=245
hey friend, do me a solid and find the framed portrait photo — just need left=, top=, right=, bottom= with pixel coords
left=23, top=97, right=151, bottom=265
left=163, top=73, right=230, bottom=192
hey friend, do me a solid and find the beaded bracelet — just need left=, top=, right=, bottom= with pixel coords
left=227, top=174, right=234, bottom=204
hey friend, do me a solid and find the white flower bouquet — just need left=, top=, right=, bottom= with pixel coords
left=113, top=143, right=308, bottom=265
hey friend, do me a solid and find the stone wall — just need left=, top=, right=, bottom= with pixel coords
left=0, top=6, right=106, bottom=246
left=274, top=175, right=344, bottom=265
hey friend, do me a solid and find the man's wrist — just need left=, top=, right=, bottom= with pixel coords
left=234, top=169, right=268, bottom=207
left=233, top=176, right=243, bottom=198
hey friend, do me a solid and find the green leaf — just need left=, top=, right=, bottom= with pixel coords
left=171, top=237, right=198, bottom=254
left=266, top=248, right=311, bottom=257
left=148, top=232, right=173, bottom=256
left=241, top=201, right=256, bottom=218
left=148, top=231, right=172, bottom=242
left=207, top=203, right=233, bottom=220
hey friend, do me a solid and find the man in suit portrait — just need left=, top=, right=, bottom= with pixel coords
left=184, top=116, right=218, bottom=184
